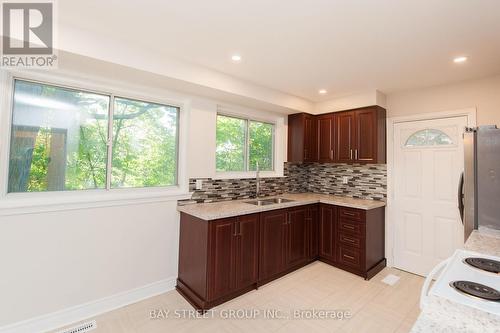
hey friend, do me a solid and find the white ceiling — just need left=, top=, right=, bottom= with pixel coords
left=59, top=0, right=500, bottom=102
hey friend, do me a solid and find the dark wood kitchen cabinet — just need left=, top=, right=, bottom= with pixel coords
left=208, top=218, right=236, bottom=298
left=317, top=114, right=336, bottom=162
left=177, top=202, right=385, bottom=310
left=317, top=204, right=386, bottom=280
left=286, top=206, right=309, bottom=268
left=336, top=106, right=386, bottom=163
left=211, top=214, right=259, bottom=295
left=288, top=113, right=318, bottom=163
left=308, top=204, right=319, bottom=260
left=353, top=106, right=386, bottom=163
left=177, top=213, right=259, bottom=310
left=336, top=111, right=356, bottom=163
left=259, top=205, right=316, bottom=284
left=335, top=206, right=386, bottom=280
left=287, top=105, right=386, bottom=164
left=259, top=209, right=287, bottom=281
left=319, top=204, right=338, bottom=263
left=236, top=214, right=260, bottom=288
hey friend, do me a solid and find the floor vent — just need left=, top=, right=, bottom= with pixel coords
left=56, top=320, right=97, bottom=333
left=381, top=274, right=401, bottom=286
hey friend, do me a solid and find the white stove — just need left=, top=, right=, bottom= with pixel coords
left=423, top=249, right=500, bottom=316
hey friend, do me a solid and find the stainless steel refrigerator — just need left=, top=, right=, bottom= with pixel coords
left=460, top=125, right=500, bottom=241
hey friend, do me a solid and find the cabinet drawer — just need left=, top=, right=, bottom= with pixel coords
left=338, top=246, right=362, bottom=269
left=338, top=232, right=362, bottom=248
left=339, top=207, right=365, bottom=221
left=338, top=219, right=364, bottom=236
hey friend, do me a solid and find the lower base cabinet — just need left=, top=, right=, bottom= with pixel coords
left=309, top=205, right=319, bottom=260
left=332, top=206, right=386, bottom=280
left=177, top=213, right=259, bottom=310
left=207, top=214, right=260, bottom=300
left=259, top=205, right=315, bottom=283
left=259, top=209, right=287, bottom=281
left=319, top=204, right=338, bottom=263
left=177, top=203, right=385, bottom=310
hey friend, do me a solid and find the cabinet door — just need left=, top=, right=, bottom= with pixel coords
left=208, top=218, right=237, bottom=300
left=336, top=111, right=356, bottom=162
left=317, top=115, right=335, bottom=162
left=235, top=214, right=259, bottom=289
left=309, top=205, right=319, bottom=260
left=259, top=210, right=287, bottom=280
left=304, top=115, right=318, bottom=162
left=319, top=204, right=337, bottom=263
left=288, top=113, right=317, bottom=163
left=286, top=207, right=309, bottom=268
left=355, top=108, right=377, bottom=163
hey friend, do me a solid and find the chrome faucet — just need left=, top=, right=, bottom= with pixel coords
left=255, top=161, right=260, bottom=199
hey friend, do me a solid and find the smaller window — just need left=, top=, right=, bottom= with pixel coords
left=216, top=114, right=274, bottom=172
left=405, top=129, right=453, bottom=147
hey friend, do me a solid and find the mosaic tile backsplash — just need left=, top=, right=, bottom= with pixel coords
left=180, top=163, right=386, bottom=204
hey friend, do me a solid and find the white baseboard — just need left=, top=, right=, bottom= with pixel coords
left=0, top=277, right=177, bottom=333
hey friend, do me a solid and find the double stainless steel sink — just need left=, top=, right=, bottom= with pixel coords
left=244, top=197, right=294, bottom=206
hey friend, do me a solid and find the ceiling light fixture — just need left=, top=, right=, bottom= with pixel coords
left=453, top=56, right=468, bottom=64
left=231, top=54, right=242, bottom=62
left=318, top=89, right=327, bottom=95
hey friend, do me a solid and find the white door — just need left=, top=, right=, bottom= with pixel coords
left=393, top=116, right=467, bottom=276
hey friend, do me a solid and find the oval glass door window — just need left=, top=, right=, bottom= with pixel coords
left=405, top=129, right=454, bottom=147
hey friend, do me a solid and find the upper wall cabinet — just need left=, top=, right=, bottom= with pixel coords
left=336, top=111, right=356, bottom=163
left=288, top=113, right=318, bottom=163
left=287, top=106, right=386, bottom=164
left=317, top=114, right=336, bottom=163
left=354, top=106, right=386, bottom=163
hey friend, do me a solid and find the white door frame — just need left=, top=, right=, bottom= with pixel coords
left=386, top=108, right=477, bottom=268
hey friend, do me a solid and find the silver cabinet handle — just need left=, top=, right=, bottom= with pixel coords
left=330, top=149, right=334, bottom=160
left=341, top=235, right=356, bottom=244
left=350, top=149, right=353, bottom=160
left=355, top=149, right=358, bottom=160
left=343, top=254, right=355, bottom=260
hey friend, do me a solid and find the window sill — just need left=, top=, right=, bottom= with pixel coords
left=213, top=170, right=284, bottom=180
left=0, top=187, right=191, bottom=216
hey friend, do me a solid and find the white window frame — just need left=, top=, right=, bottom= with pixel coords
left=216, top=113, right=275, bottom=173
left=214, top=104, right=285, bottom=180
left=0, top=69, right=190, bottom=215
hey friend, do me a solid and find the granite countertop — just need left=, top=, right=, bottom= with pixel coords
left=410, top=295, right=499, bottom=333
left=177, top=192, right=386, bottom=220
left=464, top=227, right=500, bottom=257
left=410, top=228, right=500, bottom=333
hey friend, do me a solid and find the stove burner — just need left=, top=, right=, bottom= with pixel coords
left=450, top=281, right=500, bottom=302
left=464, top=257, right=500, bottom=274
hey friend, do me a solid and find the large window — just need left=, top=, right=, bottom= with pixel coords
left=216, top=114, right=274, bottom=172
left=7, top=79, right=179, bottom=193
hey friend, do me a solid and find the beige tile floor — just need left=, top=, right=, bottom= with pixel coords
left=52, top=262, right=424, bottom=333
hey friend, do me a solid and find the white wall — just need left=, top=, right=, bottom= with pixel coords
left=386, top=74, right=500, bottom=125
left=0, top=53, right=287, bottom=330
left=0, top=201, right=179, bottom=326
left=313, top=90, right=387, bottom=114
left=58, top=27, right=314, bottom=114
